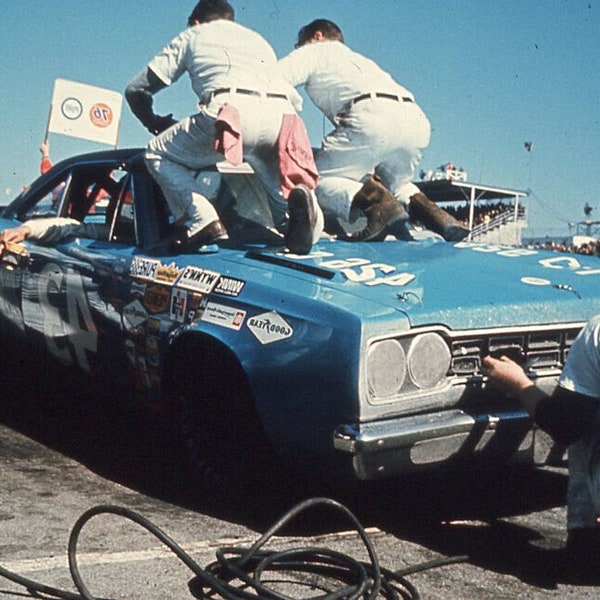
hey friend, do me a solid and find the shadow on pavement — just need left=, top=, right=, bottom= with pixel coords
left=0, top=359, right=572, bottom=592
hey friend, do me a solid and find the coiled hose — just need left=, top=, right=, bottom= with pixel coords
left=0, top=496, right=468, bottom=599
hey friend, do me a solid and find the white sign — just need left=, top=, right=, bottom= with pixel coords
left=47, top=78, right=122, bottom=146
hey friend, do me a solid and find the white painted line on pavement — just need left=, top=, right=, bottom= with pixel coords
left=2, top=527, right=382, bottom=574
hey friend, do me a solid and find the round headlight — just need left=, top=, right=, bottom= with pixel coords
left=367, top=339, right=406, bottom=398
left=407, top=332, right=451, bottom=389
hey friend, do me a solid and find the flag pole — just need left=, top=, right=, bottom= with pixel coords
left=44, top=101, right=53, bottom=145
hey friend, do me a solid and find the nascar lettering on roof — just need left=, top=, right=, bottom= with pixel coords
left=47, top=78, right=123, bottom=147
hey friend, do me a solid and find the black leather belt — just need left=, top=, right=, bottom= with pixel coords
left=212, top=87, right=289, bottom=101
left=351, top=92, right=413, bottom=105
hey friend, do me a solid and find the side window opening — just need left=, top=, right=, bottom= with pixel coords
left=21, top=173, right=72, bottom=221
left=18, top=163, right=138, bottom=246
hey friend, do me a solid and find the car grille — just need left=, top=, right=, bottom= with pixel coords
left=449, top=325, right=583, bottom=378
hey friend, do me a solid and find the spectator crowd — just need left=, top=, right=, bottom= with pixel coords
left=524, top=238, right=600, bottom=257
left=444, top=200, right=518, bottom=227
left=442, top=200, right=599, bottom=257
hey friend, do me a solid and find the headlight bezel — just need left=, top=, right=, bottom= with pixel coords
left=366, top=330, right=452, bottom=403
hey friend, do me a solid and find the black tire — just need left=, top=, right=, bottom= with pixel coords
left=164, top=337, right=277, bottom=496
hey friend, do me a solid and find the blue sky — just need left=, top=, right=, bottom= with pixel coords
left=1, top=0, right=598, bottom=238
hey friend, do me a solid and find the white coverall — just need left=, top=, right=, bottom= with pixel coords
left=141, top=20, right=322, bottom=240
left=279, top=40, right=431, bottom=223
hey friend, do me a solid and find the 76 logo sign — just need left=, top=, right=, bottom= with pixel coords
left=89, top=102, right=113, bottom=128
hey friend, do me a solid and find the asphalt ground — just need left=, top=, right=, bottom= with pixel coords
left=1, top=366, right=599, bottom=598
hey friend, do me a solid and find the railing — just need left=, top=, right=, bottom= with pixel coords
left=470, top=207, right=526, bottom=238
left=429, top=168, right=467, bottom=182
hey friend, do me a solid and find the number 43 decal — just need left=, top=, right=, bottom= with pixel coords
left=38, top=263, right=98, bottom=372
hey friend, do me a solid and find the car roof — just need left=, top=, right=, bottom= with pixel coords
left=48, top=147, right=146, bottom=171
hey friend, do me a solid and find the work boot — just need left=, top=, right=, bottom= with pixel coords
left=344, top=175, right=407, bottom=242
left=178, top=219, right=229, bottom=252
left=285, top=185, right=318, bottom=255
left=408, top=192, right=469, bottom=242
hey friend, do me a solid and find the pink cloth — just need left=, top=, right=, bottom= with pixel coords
left=277, top=114, right=319, bottom=199
left=214, top=104, right=243, bottom=165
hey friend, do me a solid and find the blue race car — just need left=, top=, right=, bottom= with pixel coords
left=1, top=148, right=599, bottom=487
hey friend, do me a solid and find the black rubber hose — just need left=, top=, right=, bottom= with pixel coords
left=1, top=496, right=468, bottom=599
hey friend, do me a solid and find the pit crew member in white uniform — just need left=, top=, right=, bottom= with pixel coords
left=482, top=315, right=600, bottom=577
left=279, top=19, right=468, bottom=242
left=125, top=0, right=323, bottom=254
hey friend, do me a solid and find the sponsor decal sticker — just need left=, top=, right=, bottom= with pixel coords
left=143, top=284, right=171, bottom=314
left=201, top=302, right=246, bottom=331
left=156, top=262, right=182, bottom=285
left=123, top=299, right=148, bottom=328
left=170, top=288, right=188, bottom=323
left=130, top=256, right=161, bottom=281
left=247, top=311, right=293, bottom=344
left=214, top=275, right=246, bottom=297
left=187, top=293, right=204, bottom=323
left=176, top=266, right=220, bottom=293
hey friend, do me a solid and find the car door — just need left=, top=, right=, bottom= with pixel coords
left=11, top=160, right=137, bottom=385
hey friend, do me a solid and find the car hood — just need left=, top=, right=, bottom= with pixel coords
left=245, top=237, right=600, bottom=331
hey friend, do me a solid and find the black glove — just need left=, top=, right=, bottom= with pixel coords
left=147, top=113, right=177, bottom=135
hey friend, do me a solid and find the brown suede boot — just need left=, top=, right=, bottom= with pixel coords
left=344, top=175, right=407, bottom=242
left=408, top=192, right=469, bottom=242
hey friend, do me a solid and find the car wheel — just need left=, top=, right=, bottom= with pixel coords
left=165, top=338, right=276, bottom=496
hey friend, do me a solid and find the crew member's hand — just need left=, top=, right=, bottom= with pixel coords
left=481, top=355, right=531, bottom=394
left=0, top=226, right=31, bottom=255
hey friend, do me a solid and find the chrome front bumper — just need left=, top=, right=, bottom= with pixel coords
left=333, top=409, right=534, bottom=480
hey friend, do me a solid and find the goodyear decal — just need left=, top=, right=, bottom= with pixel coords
left=247, top=311, right=293, bottom=345
left=201, top=301, right=246, bottom=331
left=214, top=275, right=246, bottom=297
left=176, top=266, right=220, bottom=293
left=130, top=256, right=161, bottom=281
